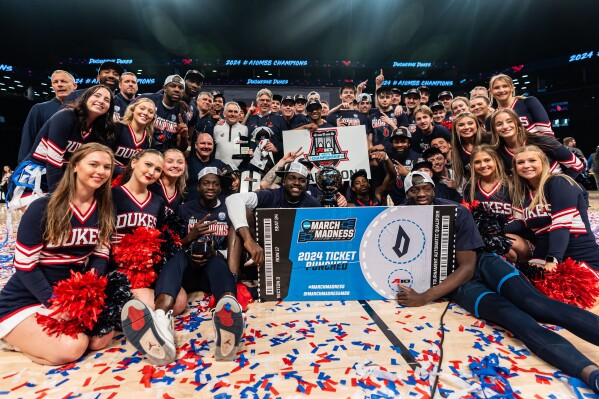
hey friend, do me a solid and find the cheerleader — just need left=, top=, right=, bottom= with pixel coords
left=0, top=143, right=114, bottom=365
left=449, top=112, right=488, bottom=192
left=9, top=85, right=115, bottom=210
left=508, top=145, right=599, bottom=269
left=490, top=108, right=583, bottom=178
left=113, top=98, right=156, bottom=174
left=112, top=149, right=187, bottom=314
left=489, top=73, right=554, bottom=136
left=464, top=145, right=530, bottom=262
left=113, top=150, right=190, bottom=365
left=149, top=148, right=186, bottom=212
left=450, top=96, right=470, bottom=116
left=470, top=95, right=492, bottom=129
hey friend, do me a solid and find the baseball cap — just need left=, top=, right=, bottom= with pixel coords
left=413, top=158, right=433, bottom=171
left=390, top=126, right=412, bottom=140
left=221, top=164, right=239, bottom=176
left=294, top=94, right=307, bottom=103
left=404, top=171, right=435, bottom=192
left=390, top=87, right=402, bottom=95
left=357, top=93, right=372, bottom=103
left=164, top=74, right=185, bottom=88
left=275, top=162, right=309, bottom=178
left=98, top=61, right=124, bottom=75
left=405, top=88, right=421, bottom=98
left=296, top=157, right=314, bottom=170
left=281, top=95, right=295, bottom=105
left=184, top=70, right=204, bottom=82
left=307, top=91, right=320, bottom=99
left=211, top=90, right=224, bottom=99
left=272, top=94, right=283, bottom=102
left=350, top=170, right=368, bottom=186
left=430, top=101, right=445, bottom=111
left=418, top=85, right=430, bottom=94
left=306, top=100, right=322, bottom=112
left=197, top=166, right=221, bottom=181
left=438, top=91, right=453, bottom=100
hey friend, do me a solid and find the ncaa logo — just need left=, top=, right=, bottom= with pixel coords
left=218, top=212, right=226, bottom=221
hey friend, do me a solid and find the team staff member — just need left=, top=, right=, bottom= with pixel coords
left=18, top=70, right=77, bottom=163
left=0, top=143, right=114, bottom=365
left=138, top=75, right=189, bottom=153
left=185, top=133, right=225, bottom=203
left=245, top=89, right=287, bottom=162
left=397, top=171, right=599, bottom=395
left=114, top=72, right=139, bottom=120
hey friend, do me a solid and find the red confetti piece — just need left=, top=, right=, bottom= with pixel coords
left=83, top=377, right=91, bottom=387
left=93, top=385, right=120, bottom=391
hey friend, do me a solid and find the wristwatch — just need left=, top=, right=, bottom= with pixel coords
left=545, top=256, right=559, bottom=264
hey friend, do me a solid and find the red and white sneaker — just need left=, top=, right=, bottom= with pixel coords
left=121, top=299, right=176, bottom=365
left=212, top=295, right=245, bottom=361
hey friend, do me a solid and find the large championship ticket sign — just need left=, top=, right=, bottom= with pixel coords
left=256, top=205, right=456, bottom=301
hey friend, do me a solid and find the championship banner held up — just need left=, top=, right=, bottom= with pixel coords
left=283, top=125, right=370, bottom=182
left=256, top=205, right=457, bottom=302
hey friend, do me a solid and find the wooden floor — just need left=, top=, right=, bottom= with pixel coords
left=1, top=197, right=599, bottom=398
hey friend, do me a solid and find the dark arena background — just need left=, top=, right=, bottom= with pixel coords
left=2, top=1, right=599, bottom=398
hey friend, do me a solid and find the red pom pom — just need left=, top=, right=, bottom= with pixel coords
left=111, top=175, right=123, bottom=188
left=461, top=200, right=481, bottom=212
left=36, top=270, right=108, bottom=338
left=530, top=258, right=599, bottom=309
left=112, top=227, right=164, bottom=289
left=208, top=283, right=254, bottom=311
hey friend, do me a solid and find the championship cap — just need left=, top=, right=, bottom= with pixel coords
left=296, top=157, right=314, bottom=169
left=221, top=164, right=239, bottom=176
left=211, top=90, right=224, bottom=99
left=357, top=93, right=372, bottom=103
left=164, top=75, right=185, bottom=88
left=184, top=70, right=204, bottom=82
left=438, top=91, right=453, bottom=100
left=417, top=85, right=430, bottom=94
left=405, top=88, right=421, bottom=98
left=197, top=166, right=221, bottom=181
left=275, top=162, right=309, bottom=178
left=281, top=95, right=295, bottom=105
left=390, top=87, right=402, bottom=95
left=430, top=101, right=445, bottom=111
left=390, top=126, right=412, bottom=140
left=294, top=94, right=307, bottom=103
left=98, top=61, right=124, bottom=75
left=404, top=171, right=435, bottom=192
left=306, top=100, right=322, bottom=112
left=307, top=91, right=320, bottom=99
left=272, top=94, right=283, bottom=102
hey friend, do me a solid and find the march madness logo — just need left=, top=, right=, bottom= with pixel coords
left=305, top=129, right=349, bottom=169
left=298, top=218, right=356, bottom=242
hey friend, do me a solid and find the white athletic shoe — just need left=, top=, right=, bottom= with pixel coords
left=212, top=295, right=245, bottom=361
left=121, top=299, right=176, bottom=365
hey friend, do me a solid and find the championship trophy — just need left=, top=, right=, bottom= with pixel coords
left=249, top=127, right=274, bottom=171
left=316, top=166, right=342, bottom=207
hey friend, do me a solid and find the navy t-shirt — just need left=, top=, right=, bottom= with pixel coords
left=256, top=187, right=321, bottom=208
